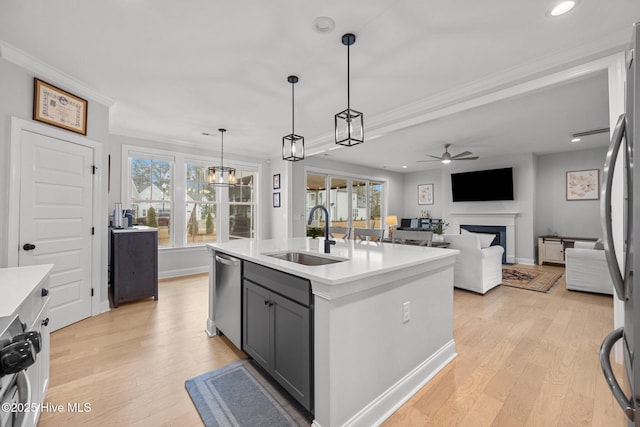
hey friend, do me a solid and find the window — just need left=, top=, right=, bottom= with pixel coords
left=186, top=163, right=217, bottom=244
left=124, top=146, right=261, bottom=249
left=306, top=173, right=327, bottom=228
left=305, top=172, right=385, bottom=232
left=129, top=156, right=173, bottom=248
left=229, top=169, right=255, bottom=239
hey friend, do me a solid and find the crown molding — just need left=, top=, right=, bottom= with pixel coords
left=305, top=27, right=631, bottom=154
left=0, top=40, right=115, bottom=107
left=109, top=127, right=201, bottom=148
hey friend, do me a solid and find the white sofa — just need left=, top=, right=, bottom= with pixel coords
left=565, top=240, right=614, bottom=295
left=444, top=233, right=504, bottom=294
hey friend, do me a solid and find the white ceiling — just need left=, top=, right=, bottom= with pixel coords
left=1, top=1, right=639, bottom=172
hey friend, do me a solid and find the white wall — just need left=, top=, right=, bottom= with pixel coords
left=535, top=147, right=606, bottom=238
left=402, top=168, right=443, bottom=219
left=290, top=157, right=405, bottom=237
left=0, top=57, right=111, bottom=307
left=266, top=156, right=293, bottom=239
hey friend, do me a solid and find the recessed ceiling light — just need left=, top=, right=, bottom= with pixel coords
left=402, top=165, right=408, bottom=169
left=571, top=137, right=581, bottom=143
left=312, top=17, right=335, bottom=34
left=549, top=1, right=576, bottom=17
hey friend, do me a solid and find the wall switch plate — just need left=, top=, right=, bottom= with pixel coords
left=402, top=301, right=410, bottom=323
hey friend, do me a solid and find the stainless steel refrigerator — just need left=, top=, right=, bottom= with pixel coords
left=600, top=21, right=639, bottom=426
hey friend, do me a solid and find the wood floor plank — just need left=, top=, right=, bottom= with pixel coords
left=37, top=266, right=627, bottom=426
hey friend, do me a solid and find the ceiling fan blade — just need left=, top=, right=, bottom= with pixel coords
left=416, top=159, right=443, bottom=163
left=451, top=151, right=473, bottom=159
left=454, top=156, right=479, bottom=160
left=424, top=155, right=444, bottom=160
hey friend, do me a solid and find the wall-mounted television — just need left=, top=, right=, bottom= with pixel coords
left=451, top=167, right=514, bottom=202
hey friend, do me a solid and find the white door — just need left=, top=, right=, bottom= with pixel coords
left=18, top=130, right=94, bottom=331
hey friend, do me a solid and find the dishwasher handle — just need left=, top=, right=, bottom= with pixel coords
left=215, top=254, right=240, bottom=266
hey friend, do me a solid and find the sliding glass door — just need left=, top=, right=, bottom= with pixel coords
left=305, top=172, right=385, bottom=233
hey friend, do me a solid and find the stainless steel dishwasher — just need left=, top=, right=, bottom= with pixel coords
left=214, top=251, right=242, bottom=349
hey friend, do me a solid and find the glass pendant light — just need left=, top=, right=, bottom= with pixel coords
left=206, top=128, right=237, bottom=187
left=335, top=33, right=364, bottom=147
left=282, top=75, right=305, bottom=161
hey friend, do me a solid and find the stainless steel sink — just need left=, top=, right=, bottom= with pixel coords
left=265, top=251, right=347, bottom=266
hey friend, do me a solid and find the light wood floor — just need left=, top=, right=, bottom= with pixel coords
left=40, top=265, right=627, bottom=426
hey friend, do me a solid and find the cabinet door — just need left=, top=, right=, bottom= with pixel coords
left=270, top=292, right=311, bottom=412
left=545, top=241, right=564, bottom=262
left=242, top=280, right=270, bottom=368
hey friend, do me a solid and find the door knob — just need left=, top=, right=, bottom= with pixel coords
left=22, top=243, right=36, bottom=251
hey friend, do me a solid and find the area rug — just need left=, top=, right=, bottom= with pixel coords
left=502, top=265, right=563, bottom=293
left=185, top=359, right=312, bottom=427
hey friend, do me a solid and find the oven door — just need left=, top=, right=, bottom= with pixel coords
left=0, top=370, right=32, bottom=427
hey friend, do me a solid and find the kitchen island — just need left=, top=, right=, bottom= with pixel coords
left=206, top=237, right=458, bottom=427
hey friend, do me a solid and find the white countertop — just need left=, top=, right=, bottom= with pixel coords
left=0, top=264, right=54, bottom=318
left=207, top=237, right=458, bottom=286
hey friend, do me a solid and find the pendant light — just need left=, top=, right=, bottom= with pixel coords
left=282, top=75, right=304, bottom=161
left=335, top=33, right=364, bottom=147
left=206, top=128, right=237, bottom=187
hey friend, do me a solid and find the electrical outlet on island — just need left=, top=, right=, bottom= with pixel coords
left=402, top=301, right=410, bottom=323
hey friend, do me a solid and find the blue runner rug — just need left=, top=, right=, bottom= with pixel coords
left=185, top=359, right=311, bottom=427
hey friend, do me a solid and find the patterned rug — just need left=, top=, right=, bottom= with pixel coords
left=185, top=359, right=312, bottom=427
left=502, top=265, right=563, bottom=293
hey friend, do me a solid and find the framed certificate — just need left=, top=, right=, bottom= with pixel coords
left=33, top=78, right=88, bottom=135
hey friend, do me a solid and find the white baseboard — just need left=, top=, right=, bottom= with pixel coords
left=98, top=300, right=110, bottom=314
left=315, top=339, right=457, bottom=427
left=158, top=266, right=208, bottom=279
left=515, top=257, right=535, bottom=265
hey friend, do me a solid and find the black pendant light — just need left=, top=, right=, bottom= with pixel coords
left=335, top=33, right=364, bottom=147
left=206, top=129, right=237, bottom=187
left=282, top=75, right=304, bottom=161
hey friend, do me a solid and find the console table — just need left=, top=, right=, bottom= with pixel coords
left=538, top=235, right=597, bottom=265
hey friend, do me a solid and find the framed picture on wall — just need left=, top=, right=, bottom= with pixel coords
left=273, top=174, right=281, bottom=190
left=418, top=184, right=434, bottom=205
left=273, top=192, right=281, bottom=208
left=566, top=169, right=599, bottom=201
left=33, top=78, right=88, bottom=135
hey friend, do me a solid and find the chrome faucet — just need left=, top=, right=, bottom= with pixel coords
left=307, top=205, right=336, bottom=253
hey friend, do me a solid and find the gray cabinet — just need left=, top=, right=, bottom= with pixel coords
left=109, top=227, right=158, bottom=308
left=242, top=261, right=313, bottom=413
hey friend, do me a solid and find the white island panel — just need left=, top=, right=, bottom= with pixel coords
left=207, top=238, right=458, bottom=427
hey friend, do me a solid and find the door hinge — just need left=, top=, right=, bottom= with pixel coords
left=91, top=288, right=94, bottom=297
left=92, top=165, right=97, bottom=174
left=91, top=227, right=95, bottom=235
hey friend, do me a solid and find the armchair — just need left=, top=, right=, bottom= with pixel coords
left=565, top=241, right=613, bottom=295
left=444, top=233, right=504, bottom=294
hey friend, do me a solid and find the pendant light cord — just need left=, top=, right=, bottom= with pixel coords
left=220, top=130, right=224, bottom=169
left=347, top=42, right=351, bottom=115
left=291, top=81, right=295, bottom=135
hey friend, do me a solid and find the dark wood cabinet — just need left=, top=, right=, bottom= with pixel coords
left=109, top=227, right=158, bottom=308
left=242, top=261, right=313, bottom=413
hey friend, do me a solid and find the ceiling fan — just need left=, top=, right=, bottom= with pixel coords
left=417, top=144, right=479, bottom=164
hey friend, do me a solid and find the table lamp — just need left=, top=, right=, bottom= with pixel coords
left=386, top=215, right=398, bottom=239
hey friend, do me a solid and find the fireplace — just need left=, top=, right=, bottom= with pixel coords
left=450, top=212, right=518, bottom=263
left=460, top=224, right=507, bottom=263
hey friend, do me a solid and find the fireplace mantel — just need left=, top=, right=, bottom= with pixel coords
left=450, top=212, right=518, bottom=263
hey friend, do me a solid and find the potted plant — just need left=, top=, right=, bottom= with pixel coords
left=432, top=220, right=449, bottom=242
left=307, top=226, right=323, bottom=250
